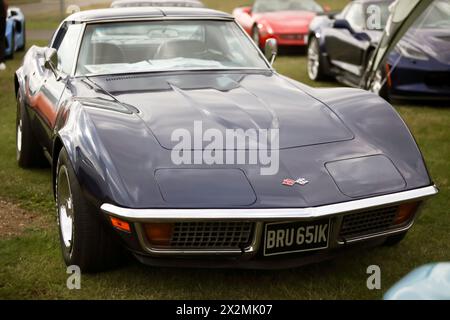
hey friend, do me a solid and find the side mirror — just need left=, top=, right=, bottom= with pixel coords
left=264, top=38, right=278, bottom=65
left=333, top=19, right=354, bottom=33
left=44, top=48, right=63, bottom=80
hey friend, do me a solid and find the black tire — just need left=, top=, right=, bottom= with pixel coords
left=16, top=91, right=46, bottom=168
left=252, top=25, right=261, bottom=50
left=384, top=232, right=407, bottom=246
left=307, top=37, right=325, bottom=81
left=56, top=148, right=124, bottom=273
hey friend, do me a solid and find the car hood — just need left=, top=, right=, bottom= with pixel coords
left=401, top=28, right=450, bottom=64
left=87, top=72, right=353, bottom=150
left=255, top=11, right=316, bottom=32
left=64, top=76, right=431, bottom=208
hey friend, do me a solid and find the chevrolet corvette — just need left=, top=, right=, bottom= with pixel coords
left=15, top=7, right=437, bottom=272
left=308, top=0, right=450, bottom=101
left=233, top=0, right=327, bottom=49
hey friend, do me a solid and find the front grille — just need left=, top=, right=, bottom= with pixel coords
left=280, top=34, right=306, bottom=40
left=169, top=222, right=254, bottom=249
left=339, top=206, right=399, bottom=239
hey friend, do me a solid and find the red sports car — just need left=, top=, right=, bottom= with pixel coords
left=233, top=0, right=328, bottom=48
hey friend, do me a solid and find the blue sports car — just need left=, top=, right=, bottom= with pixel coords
left=308, top=0, right=450, bottom=101
left=5, top=7, right=26, bottom=59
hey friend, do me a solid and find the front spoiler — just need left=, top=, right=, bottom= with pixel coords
left=101, top=185, right=438, bottom=222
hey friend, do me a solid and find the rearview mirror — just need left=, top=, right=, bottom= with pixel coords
left=265, top=38, right=278, bottom=65
left=333, top=19, right=354, bottom=33
left=43, top=48, right=63, bottom=80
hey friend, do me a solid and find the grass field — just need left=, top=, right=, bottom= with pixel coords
left=0, top=0, right=449, bottom=300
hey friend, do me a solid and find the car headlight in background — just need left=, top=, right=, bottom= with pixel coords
left=258, top=23, right=273, bottom=36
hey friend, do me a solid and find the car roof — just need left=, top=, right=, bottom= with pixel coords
left=111, top=0, right=204, bottom=7
left=65, top=7, right=231, bottom=23
left=352, top=0, right=393, bottom=4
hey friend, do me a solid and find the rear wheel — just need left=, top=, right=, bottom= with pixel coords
left=16, top=91, right=46, bottom=167
left=56, top=148, right=123, bottom=273
left=307, top=37, right=325, bottom=81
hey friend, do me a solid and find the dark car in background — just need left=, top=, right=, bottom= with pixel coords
left=384, top=0, right=450, bottom=101
left=308, top=0, right=450, bottom=101
left=307, top=0, right=393, bottom=85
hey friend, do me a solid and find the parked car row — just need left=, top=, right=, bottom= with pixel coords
left=307, top=0, right=450, bottom=101
left=232, top=0, right=450, bottom=101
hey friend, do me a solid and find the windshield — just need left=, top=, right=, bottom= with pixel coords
left=413, top=0, right=450, bottom=29
left=252, top=0, right=323, bottom=13
left=75, top=20, right=268, bottom=76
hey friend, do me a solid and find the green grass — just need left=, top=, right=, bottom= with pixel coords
left=0, top=0, right=449, bottom=300
left=9, top=0, right=40, bottom=4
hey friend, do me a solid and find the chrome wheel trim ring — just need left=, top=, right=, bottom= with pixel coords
left=57, top=165, right=75, bottom=254
left=307, top=39, right=320, bottom=80
left=17, top=119, right=22, bottom=154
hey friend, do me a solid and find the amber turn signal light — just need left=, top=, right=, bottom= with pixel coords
left=110, top=217, right=131, bottom=233
left=144, top=223, right=174, bottom=246
left=394, top=202, right=421, bottom=225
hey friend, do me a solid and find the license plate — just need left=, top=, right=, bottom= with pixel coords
left=304, top=35, right=309, bottom=44
left=264, top=219, right=330, bottom=256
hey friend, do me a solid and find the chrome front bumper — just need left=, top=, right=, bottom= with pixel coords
left=100, top=185, right=438, bottom=257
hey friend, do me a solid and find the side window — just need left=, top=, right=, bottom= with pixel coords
left=345, top=3, right=365, bottom=30
left=52, top=23, right=83, bottom=74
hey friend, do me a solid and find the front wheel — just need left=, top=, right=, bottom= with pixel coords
left=307, top=37, right=325, bottom=81
left=56, top=148, right=124, bottom=273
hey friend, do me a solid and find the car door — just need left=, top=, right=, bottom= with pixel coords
left=30, top=22, right=83, bottom=153
left=325, top=2, right=369, bottom=78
